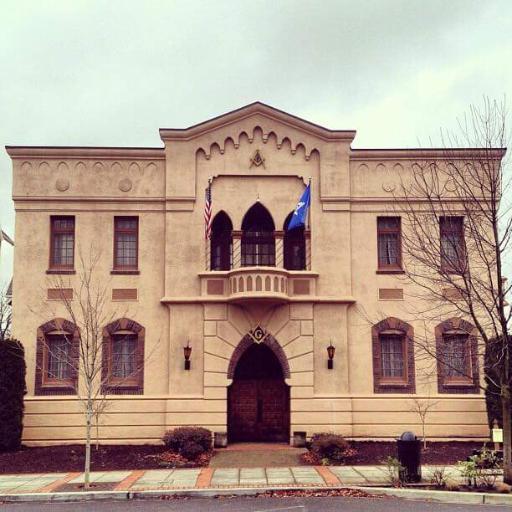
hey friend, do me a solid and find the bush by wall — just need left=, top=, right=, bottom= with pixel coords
left=310, top=433, right=357, bottom=464
left=163, top=427, right=212, bottom=460
left=0, top=339, right=26, bottom=452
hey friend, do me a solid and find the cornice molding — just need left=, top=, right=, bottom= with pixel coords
left=351, top=148, right=507, bottom=161
left=5, top=146, right=165, bottom=160
left=159, top=102, right=356, bottom=143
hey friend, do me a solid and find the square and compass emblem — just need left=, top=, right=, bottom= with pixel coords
left=249, top=149, right=265, bottom=169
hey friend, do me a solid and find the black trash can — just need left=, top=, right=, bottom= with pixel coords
left=396, top=431, right=421, bottom=483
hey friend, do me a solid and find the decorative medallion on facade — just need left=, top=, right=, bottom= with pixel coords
left=249, top=325, right=268, bottom=343
left=249, top=149, right=265, bottom=169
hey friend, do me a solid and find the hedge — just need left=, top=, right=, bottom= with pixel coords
left=0, top=339, right=26, bottom=452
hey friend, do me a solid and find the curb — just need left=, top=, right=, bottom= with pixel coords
left=1, top=485, right=511, bottom=505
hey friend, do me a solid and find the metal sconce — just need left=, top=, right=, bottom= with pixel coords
left=183, top=340, right=192, bottom=370
left=327, top=342, right=336, bottom=370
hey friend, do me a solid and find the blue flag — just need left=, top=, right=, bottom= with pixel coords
left=287, top=184, right=311, bottom=230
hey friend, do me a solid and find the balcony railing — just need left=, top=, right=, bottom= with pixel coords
left=198, top=267, right=318, bottom=304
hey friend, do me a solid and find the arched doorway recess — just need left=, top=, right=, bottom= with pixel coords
left=228, top=340, right=290, bottom=443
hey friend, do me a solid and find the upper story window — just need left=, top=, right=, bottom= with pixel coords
left=50, top=216, right=75, bottom=270
left=377, top=217, right=402, bottom=271
left=241, top=203, right=275, bottom=267
left=114, top=217, right=138, bottom=271
left=440, top=216, right=465, bottom=273
left=284, top=212, right=306, bottom=270
left=210, top=211, right=233, bottom=271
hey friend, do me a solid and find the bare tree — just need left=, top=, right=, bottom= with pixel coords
left=40, top=248, right=148, bottom=489
left=409, top=396, right=439, bottom=450
left=390, top=98, right=511, bottom=482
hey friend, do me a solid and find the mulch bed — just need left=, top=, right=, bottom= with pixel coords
left=349, top=441, right=484, bottom=465
left=0, top=441, right=485, bottom=474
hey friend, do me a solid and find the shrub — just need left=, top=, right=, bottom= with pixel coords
left=0, top=339, right=26, bottom=452
left=310, top=433, right=357, bottom=464
left=457, top=447, right=502, bottom=489
left=162, top=427, right=212, bottom=460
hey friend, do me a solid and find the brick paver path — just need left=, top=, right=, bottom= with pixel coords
left=0, top=465, right=501, bottom=495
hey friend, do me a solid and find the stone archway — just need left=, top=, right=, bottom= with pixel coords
left=227, top=332, right=290, bottom=443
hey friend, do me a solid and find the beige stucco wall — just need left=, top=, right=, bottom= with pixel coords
left=8, top=103, right=490, bottom=445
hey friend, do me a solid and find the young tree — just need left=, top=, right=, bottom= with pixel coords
left=390, top=98, right=511, bottom=482
left=41, top=249, right=147, bottom=489
left=409, top=396, right=439, bottom=450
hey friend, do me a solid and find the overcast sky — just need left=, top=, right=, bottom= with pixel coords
left=0, top=0, right=511, bottom=285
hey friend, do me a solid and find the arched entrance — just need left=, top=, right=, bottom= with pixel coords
left=228, top=342, right=290, bottom=443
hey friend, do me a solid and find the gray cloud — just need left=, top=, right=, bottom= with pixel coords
left=0, top=0, right=511, bottom=283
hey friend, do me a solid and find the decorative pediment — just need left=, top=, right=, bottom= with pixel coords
left=160, top=102, right=356, bottom=163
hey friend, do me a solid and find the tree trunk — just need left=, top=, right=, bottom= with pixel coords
left=84, top=401, right=93, bottom=490
left=502, top=391, right=512, bottom=484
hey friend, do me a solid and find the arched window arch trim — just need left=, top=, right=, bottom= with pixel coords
left=372, top=317, right=415, bottom=394
left=35, top=318, right=79, bottom=396
left=102, top=318, right=145, bottom=395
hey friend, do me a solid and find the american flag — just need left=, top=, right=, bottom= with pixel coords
left=204, top=182, right=212, bottom=240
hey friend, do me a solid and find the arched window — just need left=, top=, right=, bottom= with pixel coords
left=36, top=318, right=79, bottom=395
left=435, top=318, right=479, bottom=393
left=283, top=212, right=306, bottom=270
left=102, top=318, right=145, bottom=394
left=210, top=211, right=233, bottom=270
left=241, top=203, right=275, bottom=267
left=372, top=317, right=415, bottom=393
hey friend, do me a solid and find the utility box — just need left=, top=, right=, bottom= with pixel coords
left=397, top=431, right=421, bottom=483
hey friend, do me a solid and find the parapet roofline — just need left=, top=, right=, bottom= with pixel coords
left=5, top=146, right=165, bottom=159
left=159, top=101, right=357, bottom=142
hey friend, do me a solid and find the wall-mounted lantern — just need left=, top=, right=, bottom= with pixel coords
left=183, top=340, right=192, bottom=370
left=327, top=342, right=336, bottom=370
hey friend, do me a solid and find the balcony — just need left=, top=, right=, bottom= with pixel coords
left=198, top=267, right=318, bottom=304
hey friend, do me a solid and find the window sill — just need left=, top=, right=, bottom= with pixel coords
left=442, top=380, right=474, bottom=387
left=46, top=269, right=76, bottom=275
left=376, top=269, right=405, bottom=275
left=111, top=269, right=140, bottom=275
left=378, top=380, right=409, bottom=387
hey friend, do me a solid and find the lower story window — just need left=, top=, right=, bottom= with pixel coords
left=46, top=334, right=72, bottom=380
left=380, top=334, right=405, bottom=379
left=112, top=334, right=137, bottom=379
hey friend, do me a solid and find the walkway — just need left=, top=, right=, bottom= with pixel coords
left=0, top=465, right=487, bottom=495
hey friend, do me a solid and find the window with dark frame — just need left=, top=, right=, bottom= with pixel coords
left=440, top=216, right=465, bottom=273
left=111, top=333, right=138, bottom=380
left=114, top=217, right=138, bottom=270
left=210, top=212, right=233, bottom=271
left=284, top=213, right=306, bottom=270
left=377, top=217, right=401, bottom=270
left=241, top=204, right=276, bottom=267
left=442, top=333, right=472, bottom=382
left=45, top=334, right=72, bottom=381
left=50, top=216, right=75, bottom=269
left=380, top=333, right=405, bottom=381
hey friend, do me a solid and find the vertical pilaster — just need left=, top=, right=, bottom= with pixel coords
left=305, top=230, right=311, bottom=270
left=232, top=230, right=242, bottom=268
left=274, top=230, right=284, bottom=268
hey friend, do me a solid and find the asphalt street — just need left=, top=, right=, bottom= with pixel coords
left=0, top=497, right=507, bottom=512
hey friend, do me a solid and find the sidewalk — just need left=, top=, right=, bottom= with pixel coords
left=0, top=464, right=484, bottom=495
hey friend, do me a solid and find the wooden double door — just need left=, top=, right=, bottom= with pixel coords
left=227, top=342, right=290, bottom=443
